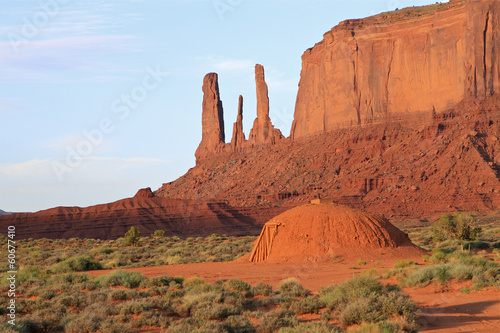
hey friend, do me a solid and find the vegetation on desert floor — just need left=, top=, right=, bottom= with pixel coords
left=0, top=213, right=498, bottom=332
left=0, top=271, right=417, bottom=333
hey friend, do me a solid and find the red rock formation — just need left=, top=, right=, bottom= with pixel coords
left=248, top=64, right=284, bottom=146
left=291, top=0, right=500, bottom=140
left=230, top=95, right=246, bottom=151
left=0, top=195, right=282, bottom=239
left=195, top=73, right=225, bottom=162
left=465, top=0, right=500, bottom=98
left=135, top=187, right=155, bottom=198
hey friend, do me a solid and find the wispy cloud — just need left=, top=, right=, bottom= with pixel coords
left=213, top=59, right=254, bottom=71
left=0, top=2, right=146, bottom=82
left=0, top=157, right=168, bottom=183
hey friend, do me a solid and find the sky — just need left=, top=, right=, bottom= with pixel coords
left=0, top=0, right=448, bottom=213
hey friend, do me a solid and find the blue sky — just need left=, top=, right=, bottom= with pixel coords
left=0, top=0, right=447, bottom=212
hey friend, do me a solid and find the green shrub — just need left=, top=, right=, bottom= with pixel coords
left=124, top=226, right=141, bottom=246
left=394, top=260, right=414, bottom=269
left=224, top=315, right=256, bottom=333
left=54, top=255, right=102, bottom=273
left=192, top=301, right=241, bottom=320
left=278, top=278, right=310, bottom=297
left=320, top=276, right=416, bottom=328
left=339, top=297, right=386, bottom=326
left=133, top=310, right=171, bottom=328
left=153, top=229, right=166, bottom=238
left=278, top=322, right=342, bottom=333
left=257, top=310, right=299, bottom=333
left=96, top=270, right=146, bottom=288
left=433, top=212, right=481, bottom=242
left=65, top=313, right=105, bottom=333
left=251, top=281, right=273, bottom=296
left=320, top=276, right=383, bottom=310
left=118, top=300, right=152, bottom=315
left=225, top=279, right=251, bottom=292
left=463, top=241, right=490, bottom=250
left=288, top=296, right=324, bottom=314
left=16, top=266, right=42, bottom=283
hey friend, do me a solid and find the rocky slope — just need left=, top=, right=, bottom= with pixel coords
left=0, top=210, right=10, bottom=216
left=291, top=0, right=500, bottom=139
left=157, top=97, right=500, bottom=219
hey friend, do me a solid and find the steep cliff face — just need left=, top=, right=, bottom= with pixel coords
left=291, top=0, right=500, bottom=139
left=195, top=73, right=225, bottom=161
left=465, top=0, right=500, bottom=98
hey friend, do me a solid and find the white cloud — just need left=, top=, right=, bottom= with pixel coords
left=0, top=157, right=168, bottom=183
left=213, top=59, right=254, bottom=71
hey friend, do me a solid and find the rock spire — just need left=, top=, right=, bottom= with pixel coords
left=195, top=73, right=225, bottom=162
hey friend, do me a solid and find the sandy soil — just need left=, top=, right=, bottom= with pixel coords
left=88, top=254, right=500, bottom=332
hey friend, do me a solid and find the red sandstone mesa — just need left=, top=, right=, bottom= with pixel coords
left=291, top=0, right=500, bottom=139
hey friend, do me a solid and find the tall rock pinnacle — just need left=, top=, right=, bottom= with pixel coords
left=248, top=64, right=283, bottom=146
left=195, top=73, right=225, bottom=162
left=231, top=95, right=246, bottom=151
left=255, top=64, right=270, bottom=121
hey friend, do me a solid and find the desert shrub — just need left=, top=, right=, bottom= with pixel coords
left=99, top=318, right=133, bottom=333
left=320, top=276, right=416, bottom=328
left=403, top=253, right=499, bottom=288
left=257, top=310, right=299, bottom=333
left=96, top=270, right=146, bottom=288
left=145, top=275, right=176, bottom=287
left=250, top=282, right=273, bottom=296
left=394, top=260, right=414, bottom=269
left=89, top=247, right=115, bottom=256
left=133, top=310, right=171, bottom=328
left=153, top=229, right=166, bottom=238
left=429, top=250, right=448, bottom=264
left=463, top=241, right=490, bottom=250
left=287, top=296, right=324, bottom=314
left=16, top=266, right=42, bottom=284
left=118, top=299, right=152, bottom=315
left=278, top=322, right=342, bottom=333
left=54, top=256, right=102, bottom=273
left=85, top=302, right=118, bottom=316
left=52, top=273, right=91, bottom=285
left=225, top=279, right=251, bottom=292
left=224, top=315, right=256, bottom=333
left=347, top=322, right=399, bottom=333
left=320, top=276, right=383, bottom=310
left=124, top=226, right=141, bottom=246
left=109, top=289, right=138, bottom=301
left=278, top=278, right=310, bottom=297
left=433, top=212, right=481, bottom=242
left=402, top=265, right=448, bottom=287
left=339, top=297, right=386, bottom=326
left=192, top=301, right=241, bottom=320
left=64, top=313, right=105, bottom=333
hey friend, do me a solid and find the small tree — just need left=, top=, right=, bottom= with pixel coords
left=124, top=226, right=141, bottom=246
left=153, top=229, right=166, bottom=238
left=433, top=212, right=481, bottom=242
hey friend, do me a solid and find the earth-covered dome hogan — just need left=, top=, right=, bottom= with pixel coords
left=249, top=203, right=424, bottom=263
